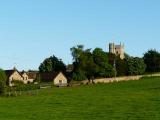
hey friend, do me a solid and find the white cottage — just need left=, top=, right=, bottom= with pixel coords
left=40, top=72, right=68, bottom=86
left=5, top=69, right=24, bottom=86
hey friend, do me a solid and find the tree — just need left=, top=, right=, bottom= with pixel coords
left=70, top=46, right=99, bottom=82
left=143, top=49, right=160, bottom=72
left=93, top=48, right=114, bottom=78
left=70, top=45, right=86, bottom=81
left=108, top=53, right=127, bottom=76
left=72, top=70, right=86, bottom=81
left=39, top=55, right=66, bottom=73
left=0, top=69, right=7, bottom=95
left=126, top=57, right=146, bottom=75
left=93, top=48, right=108, bottom=67
left=70, top=45, right=84, bottom=63
left=115, top=57, right=128, bottom=76
left=70, top=46, right=114, bottom=82
left=82, top=49, right=99, bottom=82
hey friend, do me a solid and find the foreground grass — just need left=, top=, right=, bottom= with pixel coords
left=0, top=77, right=160, bottom=120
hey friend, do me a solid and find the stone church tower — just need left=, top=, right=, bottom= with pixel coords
left=109, top=43, right=125, bottom=59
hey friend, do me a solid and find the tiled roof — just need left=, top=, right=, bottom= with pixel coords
left=5, top=70, right=15, bottom=78
left=27, top=72, right=38, bottom=79
left=40, top=72, right=61, bottom=82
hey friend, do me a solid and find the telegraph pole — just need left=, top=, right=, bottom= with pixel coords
left=114, top=58, right=117, bottom=81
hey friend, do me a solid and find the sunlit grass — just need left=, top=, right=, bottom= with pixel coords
left=0, top=77, right=160, bottom=120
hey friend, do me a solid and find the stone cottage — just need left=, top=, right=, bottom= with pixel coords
left=40, top=72, right=68, bottom=86
left=27, top=71, right=38, bottom=83
left=20, top=71, right=29, bottom=84
left=5, top=68, right=24, bottom=86
left=5, top=68, right=36, bottom=86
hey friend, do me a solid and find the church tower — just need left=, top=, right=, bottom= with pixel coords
left=109, top=42, right=125, bottom=59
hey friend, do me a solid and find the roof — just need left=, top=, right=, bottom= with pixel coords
left=27, top=72, right=38, bottom=79
left=40, top=72, right=63, bottom=82
left=115, top=45, right=121, bottom=49
left=5, top=70, right=15, bottom=78
left=5, top=69, right=23, bottom=78
left=20, top=71, right=26, bottom=75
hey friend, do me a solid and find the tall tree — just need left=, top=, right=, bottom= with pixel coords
left=70, top=45, right=84, bottom=63
left=143, top=49, right=160, bottom=72
left=70, top=46, right=99, bottom=82
left=70, top=46, right=114, bottom=82
left=39, top=55, right=66, bottom=73
left=108, top=53, right=127, bottom=76
left=93, top=48, right=114, bottom=77
left=115, top=57, right=128, bottom=76
left=70, top=45, right=86, bottom=81
left=81, top=49, right=99, bottom=82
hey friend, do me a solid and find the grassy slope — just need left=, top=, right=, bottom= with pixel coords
left=0, top=77, right=160, bottom=120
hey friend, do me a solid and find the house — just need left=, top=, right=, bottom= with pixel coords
left=40, top=72, right=68, bottom=86
left=27, top=71, right=38, bottom=83
left=5, top=68, right=68, bottom=87
left=5, top=68, right=24, bottom=86
left=21, top=71, right=29, bottom=84
left=5, top=68, right=37, bottom=86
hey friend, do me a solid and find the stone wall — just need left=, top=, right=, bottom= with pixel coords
left=81, top=73, right=160, bottom=84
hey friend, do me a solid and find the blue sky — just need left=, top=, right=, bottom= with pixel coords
left=0, top=0, right=160, bottom=70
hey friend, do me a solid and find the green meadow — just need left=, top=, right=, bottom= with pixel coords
left=0, top=77, right=160, bottom=120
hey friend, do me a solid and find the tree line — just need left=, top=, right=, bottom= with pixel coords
left=38, top=45, right=160, bottom=82
left=0, top=45, right=160, bottom=95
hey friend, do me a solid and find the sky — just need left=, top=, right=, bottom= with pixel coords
left=0, top=0, right=160, bottom=70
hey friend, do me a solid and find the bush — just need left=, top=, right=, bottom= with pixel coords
left=0, top=69, right=7, bottom=95
left=14, top=84, right=40, bottom=91
left=6, top=84, right=40, bottom=97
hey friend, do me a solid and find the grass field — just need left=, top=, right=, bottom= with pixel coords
left=0, top=77, right=160, bottom=120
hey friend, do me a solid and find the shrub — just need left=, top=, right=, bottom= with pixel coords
left=0, top=69, right=7, bottom=95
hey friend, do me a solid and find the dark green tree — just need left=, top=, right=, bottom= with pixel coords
left=70, top=46, right=114, bottom=82
left=126, top=57, right=146, bottom=75
left=0, top=69, right=7, bottom=95
left=39, top=55, right=66, bottom=73
left=143, top=49, right=160, bottom=72
left=70, top=45, right=86, bottom=81
left=70, top=46, right=99, bottom=82
left=93, top=48, right=114, bottom=77
left=108, top=53, right=127, bottom=76
left=70, top=45, right=84, bottom=63
left=81, top=49, right=99, bottom=83
left=115, top=57, right=128, bottom=76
